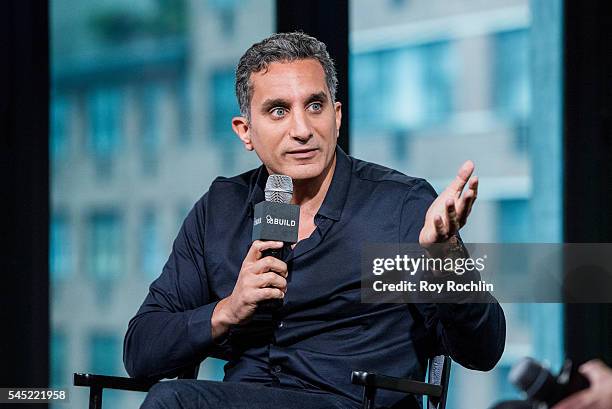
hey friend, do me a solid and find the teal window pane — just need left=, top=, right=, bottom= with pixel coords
left=498, top=199, right=530, bottom=243
left=140, top=208, right=164, bottom=279
left=51, top=93, right=69, bottom=161
left=90, top=334, right=119, bottom=374
left=211, top=67, right=239, bottom=140
left=88, top=87, right=123, bottom=156
left=493, top=29, right=530, bottom=121
left=88, top=210, right=123, bottom=281
left=50, top=331, right=66, bottom=388
left=50, top=211, right=71, bottom=281
left=210, top=67, right=241, bottom=173
left=350, top=41, right=454, bottom=134
left=140, top=83, right=161, bottom=176
left=88, top=87, right=123, bottom=177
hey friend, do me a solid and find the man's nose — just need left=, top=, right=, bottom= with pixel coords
left=288, top=110, right=313, bottom=143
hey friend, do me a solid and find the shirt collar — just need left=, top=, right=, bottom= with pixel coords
left=247, top=165, right=268, bottom=213
left=316, top=146, right=351, bottom=221
left=247, top=145, right=352, bottom=221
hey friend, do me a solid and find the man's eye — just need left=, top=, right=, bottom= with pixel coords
left=309, top=102, right=322, bottom=112
left=271, top=108, right=286, bottom=117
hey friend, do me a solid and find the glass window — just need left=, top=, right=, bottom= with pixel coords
left=88, top=87, right=123, bottom=177
left=50, top=331, right=66, bottom=388
left=51, top=1, right=275, bottom=404
left=211, top=67, right=242, bottom=173
left=90, top=334, right=119, bottom=374
left=87, top=210, right=123, bottom=281
left=209, top=0, right=238, bottom=37
left=140, top=83, right=162, bottom=176
left=211, top=67, right=240, bottom=140
left=351, top=41, right=454, bottom=133
left=493, top=29, right=530, bottom=121
left=50, top=211, right=71, bottom=281
left=493, top=29, right=530, bottom=153
left=50, top=93, right=69, bottom=162
left=498, top=199, right=530, bottom=243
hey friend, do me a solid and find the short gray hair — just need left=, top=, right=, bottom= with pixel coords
left=235, top=31, right=338, bottom=119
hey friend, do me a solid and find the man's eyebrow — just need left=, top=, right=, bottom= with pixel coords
left=305, top=91, right=328, bottom=105
left=260, top=98, right=290, bottom=113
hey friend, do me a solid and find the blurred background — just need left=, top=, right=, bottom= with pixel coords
left=47, top=0, right=563, bottom=408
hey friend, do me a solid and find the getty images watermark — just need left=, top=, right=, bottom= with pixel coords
left=361, top=243, right=612, bottom=303
left=362, top=244, right=494, bottom=303
left=370, top=252, right=493, bottom=294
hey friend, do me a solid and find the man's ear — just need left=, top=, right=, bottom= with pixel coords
left=334, top=101, right=342, bottom=139
left=232, top=116, right=253, bottom=151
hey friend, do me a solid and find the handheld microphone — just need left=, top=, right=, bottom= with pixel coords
left=252, top=174, right=300, bottom=310
left=509, top=357, right=589, bottom=406
left=489, top=357, right=590, bottom=409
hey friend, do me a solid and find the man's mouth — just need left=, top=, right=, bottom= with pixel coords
left=286, top=148, right=318, bottom=159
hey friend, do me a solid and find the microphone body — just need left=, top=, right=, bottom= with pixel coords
left=252, top=175, right=300, bottom=312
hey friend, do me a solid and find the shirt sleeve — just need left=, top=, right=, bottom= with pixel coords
left=400, top=179, right=506, bottom=371
left=123, top=193, right=220, bottom=380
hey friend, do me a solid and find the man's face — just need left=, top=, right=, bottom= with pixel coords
left=232, top=59, right=342, bottom=181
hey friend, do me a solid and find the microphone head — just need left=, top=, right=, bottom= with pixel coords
left=265, top=174, right=293, bottom=204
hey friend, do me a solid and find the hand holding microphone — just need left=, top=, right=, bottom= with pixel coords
left=211, top=175, right=299, bottom=340
left=212, top=240, right=288, bottom=337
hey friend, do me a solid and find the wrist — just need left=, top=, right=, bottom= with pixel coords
left=211, top=297, right=236, bottom=340
left=425, top=235, right=467, bottom=277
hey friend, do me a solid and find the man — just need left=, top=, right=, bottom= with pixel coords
left=124, top=32, right=506, bottom=409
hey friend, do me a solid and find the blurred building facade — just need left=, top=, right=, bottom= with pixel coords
left=349, top=0, right=563, bottom=407
left=51, top=1, right=273, bottom=407
left=51, top=1, right=562, bottom=408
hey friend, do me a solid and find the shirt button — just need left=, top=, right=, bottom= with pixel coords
left=278, top=321, right=284, bottom=328
left=272, top=365, right=282, bottom=374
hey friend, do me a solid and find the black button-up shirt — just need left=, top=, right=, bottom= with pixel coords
left=124, top=147, right=506, bottom=408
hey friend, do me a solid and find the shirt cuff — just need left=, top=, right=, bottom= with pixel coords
left=186, top=301, right=221, bottom=353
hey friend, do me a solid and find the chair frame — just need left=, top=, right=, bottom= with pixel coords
left=74, top=356, right=450, bottom=409
left=73, top=364, right=199, bottom=409
left=351, top=355, right=452, bottom=409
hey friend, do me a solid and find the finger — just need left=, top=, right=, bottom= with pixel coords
left=434, top=214, right=446, bottom=240
left=256, top=287, right=285, bottom=301
left=447, top=160, right=475, bottom=195
left=257, top=272, right=287, bottom=292
left=446, top=199, right=460, bottom=235
left=456, top=177, right=478, bottom=226
left=245, top=240, right=284, bottom=262
left=253, top=257, right=288, bottom=277
left=580, top=359, right=610, bottom=381
left=422, top=225, right=438, bottom=245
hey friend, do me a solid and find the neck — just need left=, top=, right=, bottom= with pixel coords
left=291, top=153, right=337, bottom=214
